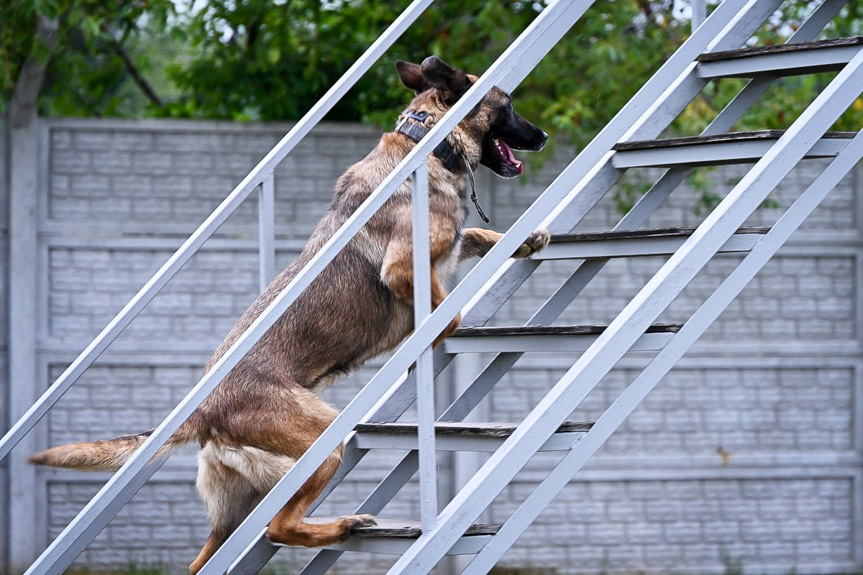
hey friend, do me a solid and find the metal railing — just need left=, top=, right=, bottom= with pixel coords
left=202, top=0, right=786, bottom=572
left=0, top=0, right=436, bottom=466
left=287, top=4, right=851, bottom=571
left=13, top=0, right=598, bottom=572
left=7, top=0, right=858, bottom=573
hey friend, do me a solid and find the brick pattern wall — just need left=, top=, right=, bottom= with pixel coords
left=493, top=478, right=854, bottom=573
left=490, top=365, right=854, bottom=455
left=6, top=117, right=861, bottom=574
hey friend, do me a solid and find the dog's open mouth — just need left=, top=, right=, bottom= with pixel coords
left=491, top=138, right=523, bottom=175
left=482, top=136, right=525, bottom=178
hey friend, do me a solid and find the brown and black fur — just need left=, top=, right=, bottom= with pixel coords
left=29, top=56, right=550, bottom=573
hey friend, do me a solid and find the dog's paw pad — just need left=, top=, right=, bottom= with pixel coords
left=335, top=515, right=377, bottom=542
left=513, top=229, right=551, bottom=258
left=346, top=514, right=377, bottom=530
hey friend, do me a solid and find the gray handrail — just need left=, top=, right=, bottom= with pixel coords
left=26, top=0, right=578, bottom=568
left=198, top=0, right=614, bottom=571
left=0, top=0, right=434, bottom=464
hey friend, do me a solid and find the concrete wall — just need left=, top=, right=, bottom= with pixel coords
left=2, top=117, right=861, bottom=574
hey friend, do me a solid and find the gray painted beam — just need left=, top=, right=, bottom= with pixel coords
left=385, top=36, right=863, bottom=575
left=257, top=174, right=276, bottom=291
left=7, top=105, right=40, bottom=571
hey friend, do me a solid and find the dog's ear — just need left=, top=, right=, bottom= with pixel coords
left=420, top=56, right=474, bottom=101
left=396, top=60, right=430, bottom=93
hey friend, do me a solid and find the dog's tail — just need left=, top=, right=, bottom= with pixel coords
left=28, top=420, right=200, bottom=472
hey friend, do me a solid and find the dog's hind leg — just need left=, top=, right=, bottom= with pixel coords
left=190, top=443, right=262, bottom=574
left=265, top=443, right=376, bottom=547
left=206, top=389, right=374, bottom=549
left=260, top=391, right=375, bottom=547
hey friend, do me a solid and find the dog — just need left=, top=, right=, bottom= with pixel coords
left=29, top=56, right=550, bottom=573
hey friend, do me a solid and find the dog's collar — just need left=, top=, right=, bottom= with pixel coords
left=395, top=110, right=463, bottom=173
left=395, top=110, right=490, bottom=223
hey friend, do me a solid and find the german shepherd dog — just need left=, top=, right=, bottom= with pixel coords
left=30, top=56, right=549, bottom=573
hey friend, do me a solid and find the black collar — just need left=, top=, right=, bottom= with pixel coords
left=395, top=110, right=463, bottom=173
left=394, top=110, right=490, bottom=223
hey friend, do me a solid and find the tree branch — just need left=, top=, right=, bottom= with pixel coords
left=9, top=16, right=58, bottom=128
left=102, top=24, right=163, bottom=107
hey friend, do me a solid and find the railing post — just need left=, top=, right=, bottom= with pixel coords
left=411, top=162, right=438, bottom=532
left=692, top=0, right=706, bottom=31
left=0, top=0, right=436, bottom=466
left=258, top=174, right=276, bottom=291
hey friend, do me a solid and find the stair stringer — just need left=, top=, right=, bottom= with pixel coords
left=225, top=0, right=842, bottom=573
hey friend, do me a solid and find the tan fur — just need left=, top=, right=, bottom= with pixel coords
left=28, top=427, right=194, bottom=471
left=29, top=56, right=549, bottom=574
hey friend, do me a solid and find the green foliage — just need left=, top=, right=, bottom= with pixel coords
left=1, top=0, right=174, bottom=116
left=3, top=1, right=861, bottom=156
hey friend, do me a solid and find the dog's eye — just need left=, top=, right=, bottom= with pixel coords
left=491, top=105, right=513, bottom=123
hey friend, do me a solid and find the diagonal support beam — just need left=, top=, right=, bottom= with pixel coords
left=253, top=2, right=848, bottom=572
left=384, top=46, right=863, bottom=575
left=461, top=128, right=863, bottom=575
left=201, top=0, right=602, bottom=571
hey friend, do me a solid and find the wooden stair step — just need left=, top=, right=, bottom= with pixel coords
left=612, top=130, right=856, bottom=168
left=443, top=324, right=681, bottom=354
left=697, top=36, right=863, bottom=78
left=353, top=420, right=594, bottom=452
left=534, top=226, right=768, bottom=260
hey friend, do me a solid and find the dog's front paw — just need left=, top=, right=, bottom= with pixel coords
left=337, top=514, right=378, bottom=541
left=512, top=229, right=550, bottom=258
left=347, top=514, right=377, bottom=529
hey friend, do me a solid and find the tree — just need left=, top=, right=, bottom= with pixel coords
left=1, top=0, right=175, bottom=118
left=3, top=0, right=860, bottom=143
left=160, top=0, right=862, bottom=144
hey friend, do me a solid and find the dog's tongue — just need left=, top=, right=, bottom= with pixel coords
left=497, top=139, right=523, bottom=174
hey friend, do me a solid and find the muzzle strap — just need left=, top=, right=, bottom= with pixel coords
left=461, top=152, right=490, bottom=224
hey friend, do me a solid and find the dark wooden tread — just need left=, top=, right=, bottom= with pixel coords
left=355, top=420, right=594, bottom=437
left=296, top=517, right=500, bottom=539
left=452, top=323, right=682, bottom=338
left=697, top=36, right=863, bottom=63
left=613, top=130, right=857, bottom=152
left=351, top=519, right=500, bottom=538
left=550, top=226, right=769, bottom=244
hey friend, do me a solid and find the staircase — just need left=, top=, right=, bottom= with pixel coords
left=2, top=0, right=862, bottom=573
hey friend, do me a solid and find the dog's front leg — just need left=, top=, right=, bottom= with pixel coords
left=381, top=230, right=461, bottom=346
left=459, top=227, right=550, bottom=261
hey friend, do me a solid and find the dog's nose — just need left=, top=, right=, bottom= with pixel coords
left=538, top=130, right=549, bottom=148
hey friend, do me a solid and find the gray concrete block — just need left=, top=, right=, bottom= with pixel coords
left=6, top=119, right=860, bottom=574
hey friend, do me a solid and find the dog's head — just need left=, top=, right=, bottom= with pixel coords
left=396, top=56, right=547, bottom=178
